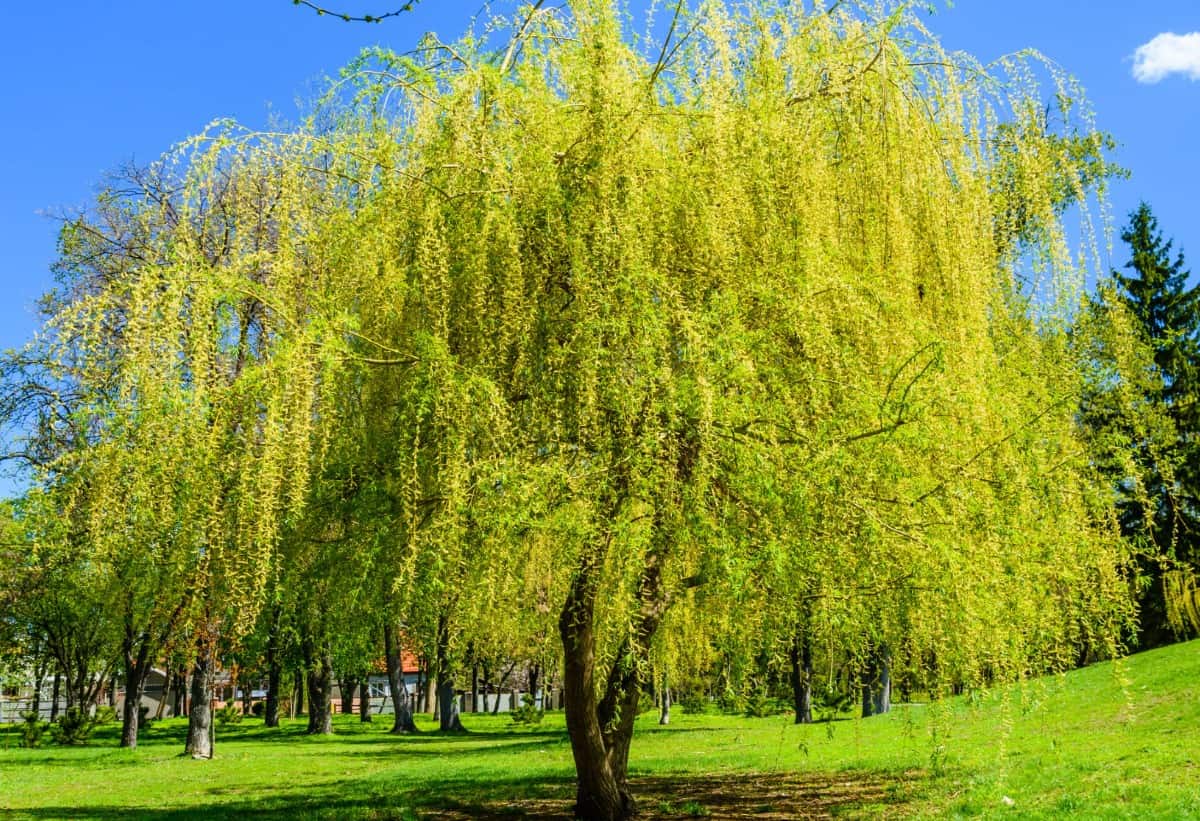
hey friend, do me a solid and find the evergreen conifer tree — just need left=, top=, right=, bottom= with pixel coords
left=1109, top=203, right=1200, bottom=644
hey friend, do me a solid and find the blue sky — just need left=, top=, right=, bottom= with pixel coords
left=0, top=0, right=1196, bottom=493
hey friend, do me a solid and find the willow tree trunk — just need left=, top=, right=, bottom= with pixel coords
left=658, top=679, right=671, bottom=726
left=790, top=631, right=813, bottom=724
left=435, top=615, right=465, bottom=732
left=359, top=681, right=372, bottom=722
left=384, top=623, right=418, bottom=733
left=120, top=634, right=152, bottom=749
left=861, top=644, right=892, bottom=718
left=306, top=650, right=333, bottom=735
left=339, top=676, right=358, bottom=717
left=185, top=652, right=214, bottom=759
left=559, top=569, right=633, bottom=821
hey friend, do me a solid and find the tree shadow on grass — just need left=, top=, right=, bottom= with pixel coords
left=13, top=768, right=928, bottom=820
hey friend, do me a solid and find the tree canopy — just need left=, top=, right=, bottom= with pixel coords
left=3, top=1, right=1138, bottom=817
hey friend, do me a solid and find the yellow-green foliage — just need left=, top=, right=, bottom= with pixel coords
left=34, top=0, right=1133, bottom=693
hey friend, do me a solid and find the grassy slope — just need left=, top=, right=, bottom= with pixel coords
left=1, top=639, right=1197, bottom=819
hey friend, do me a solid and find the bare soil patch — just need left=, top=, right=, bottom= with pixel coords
left=433, top=769, right=921, bottom=819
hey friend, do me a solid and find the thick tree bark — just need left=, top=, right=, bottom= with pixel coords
left=185, top=652, right=214, bottom=759
left=339, top=676, right=359, bottom=716
left=305, top=648, right=333, bottom=734
left=560, top=568, right=633, bottom=821
left=384, top=623, right=418, bottom=733
left=790, top=630, right=813, bottom=724
left=435, top=615, right=465, bottom=732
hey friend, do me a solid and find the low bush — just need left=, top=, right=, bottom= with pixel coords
left=18, top=711, right=45, bottom=748
left=49, top=707, right=94, bottom=745
left=215, top=703, right=243, bottom=726
left=509, top=693, right=544, bottom=726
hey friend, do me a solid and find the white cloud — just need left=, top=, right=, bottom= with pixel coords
left=1132, top=32, right=1200, bottom=83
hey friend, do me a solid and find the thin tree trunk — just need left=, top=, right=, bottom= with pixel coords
left=658, top=675, right=671, bottom=726
left=294, top=667, right=305, bottom=717
left=264, top=605, right=281, bottom=727
left=50, top=672, right=61, bottom=721
left=425, top=669, right=437, bottom=720
left=173, top=671, right=187, bottom=717
left=385, top=623, right=418, bottom=733
left=265, top=655, right=281, bottom=727
left=471, top=661, right=480, bottom=713
left=241, top=671, right=252, bottom=716
left=30, top=659, right=45, bottom=718
left=790, top=630, right=813, bottom=724
left=155, top=664, right=170, bottom=721
left=359, top=681, right=372, bottom=722
left=185, top=651, right=214, bottom=759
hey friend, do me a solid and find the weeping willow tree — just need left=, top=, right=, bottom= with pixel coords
left=20, top=0, right=1137, bottom=815
left=311, top=1, right=1129, bottom=816
left=25, top=124, right=353, bottom=752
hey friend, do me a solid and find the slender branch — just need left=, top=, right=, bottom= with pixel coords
left=291, top=0, right=418, bottom=24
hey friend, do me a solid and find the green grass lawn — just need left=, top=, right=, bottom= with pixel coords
left=2, top=640, right=1199, bottom=819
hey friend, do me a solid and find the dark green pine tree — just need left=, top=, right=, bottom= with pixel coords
left=1111, top=202, right=1200, bottom=646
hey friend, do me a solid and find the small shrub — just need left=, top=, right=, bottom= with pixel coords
left=677, top=692, right=708, bottom=715
left=50, top=707, right=95, bottom=745
left=18, top=711, right=45, bottom=748
left=93, top=705, right=117, bottom=724
left=138, top=705, right=152, bottom=727
left=509, top=693, right=544, bottom=726
left=638, top=690, right=656, bottom=715
left=251, top=701, right=265, bottom=717
left=744, top=691, right=773, bottom=718
left=215, top=703, right=243, bottom=726
left=717, top=690, right=746, bottom=715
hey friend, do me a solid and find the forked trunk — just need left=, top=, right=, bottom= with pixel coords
left=560, top=570, right=635, bottom=821
left=385, top=623, right=418, bottom=733
left=185, top=652, right=214, bottom=759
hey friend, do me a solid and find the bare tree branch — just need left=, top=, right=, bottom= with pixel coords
left=291, top=0, right=419, bottom=24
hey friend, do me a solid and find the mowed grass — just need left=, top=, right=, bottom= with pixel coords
left=2, top=639, right=1198, bottom=819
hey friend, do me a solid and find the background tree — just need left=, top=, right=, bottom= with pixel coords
left=1086, top=203, right=1200, bottom=646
